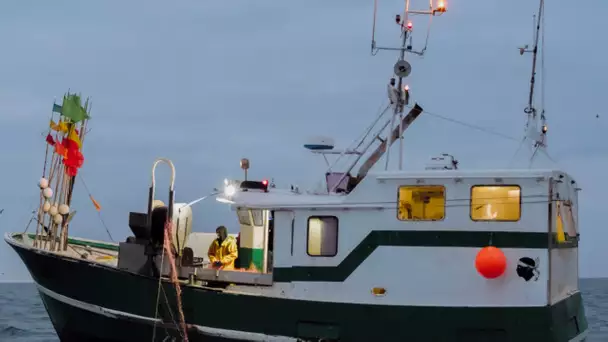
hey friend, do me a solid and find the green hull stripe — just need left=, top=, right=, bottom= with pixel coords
left=274, top=230, right=556, bottom=282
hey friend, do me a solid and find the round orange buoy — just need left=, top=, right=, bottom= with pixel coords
left=475, top=246, right=507, bottom=279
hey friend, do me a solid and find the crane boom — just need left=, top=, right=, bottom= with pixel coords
left=357, top=103, right=423, bottom=180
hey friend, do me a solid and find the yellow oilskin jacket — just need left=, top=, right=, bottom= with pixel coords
left=207, top=236, right=238, bottom=270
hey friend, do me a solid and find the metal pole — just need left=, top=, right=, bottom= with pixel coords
left=386, top=0, right=410, bottom=171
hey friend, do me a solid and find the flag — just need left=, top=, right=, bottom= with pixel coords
left=90, top=195, right=101, bottom=211
left=55, top=142, right=67, bottom=158
left=67, top=127, right=82, bottom=148
left=50, top=120, right=69, bottom=133
left=45, top=134, right=55, bottom=146
left=52, top=103, right=62, bottom=114
left=61, top=94, right=90, bottom=123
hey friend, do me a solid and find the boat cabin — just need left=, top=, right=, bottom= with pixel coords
left=117, top=166, right=579, bottom=304
left=189, top=168, right=580, bottom=297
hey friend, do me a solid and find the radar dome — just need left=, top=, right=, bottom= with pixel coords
left=304, top=136, right=335, bottom=151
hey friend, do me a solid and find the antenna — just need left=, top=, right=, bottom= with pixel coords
left=370, top=0, right=447, bottom=170
left=518, top=0, right=548, bottom=162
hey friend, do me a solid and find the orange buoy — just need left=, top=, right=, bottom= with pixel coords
left=475, top=246, right=507, bottom=279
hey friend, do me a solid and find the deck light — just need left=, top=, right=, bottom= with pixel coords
left=404, top=85, right=410, bottom=105
left=224, top=184, right=236, bottom=197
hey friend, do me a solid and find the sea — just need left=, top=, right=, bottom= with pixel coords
left=0, top=279, right=607, bottom=341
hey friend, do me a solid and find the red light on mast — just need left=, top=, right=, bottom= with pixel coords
left=406, top=21, right=413, bottom=30
left=436, top=0, right=447, bottom=13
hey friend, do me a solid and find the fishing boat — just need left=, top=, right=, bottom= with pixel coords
left=5, top=0, right=588, bottom=341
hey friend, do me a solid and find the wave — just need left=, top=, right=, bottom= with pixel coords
left=0, top=325, right=28, bottom=336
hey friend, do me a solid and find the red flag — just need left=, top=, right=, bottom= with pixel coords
left=55, top=142, right=67, bottom=157
left=45, top=134, right=55, bottom=146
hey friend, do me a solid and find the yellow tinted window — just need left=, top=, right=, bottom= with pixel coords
left=470, top=186, right=521, bottom=221
left=398, top=186, right=445, bottom=221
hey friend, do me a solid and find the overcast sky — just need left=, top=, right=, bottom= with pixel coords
left=0, top=0, right=605, bottom=280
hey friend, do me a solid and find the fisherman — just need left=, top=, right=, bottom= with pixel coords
left=207, top=226, right=238, bottom=270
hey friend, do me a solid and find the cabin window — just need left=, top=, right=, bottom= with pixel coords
left=307, top=216, right=338, bottom=257
left=237, top=208, right=251, bottom=225
left=470, top=185, right=521, bottom=221
left=251, top=209, right=264, bottom=226
left=397, top=186, right=446, bottom=221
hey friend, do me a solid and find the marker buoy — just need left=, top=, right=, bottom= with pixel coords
left=475, top=246, right=507, bottom=279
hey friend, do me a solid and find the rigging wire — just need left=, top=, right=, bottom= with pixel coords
left=78, top=174, right=114, bottom=242
left=324, top=102, right=391, bottom=176
left=415, top=10, right=433, bottom=56
left=507, top=137, right=529, bottom=168
left=422, top=108, right=520, bottom=142
left=268, top=197, right=565, bottom=211
left=269, top=193, right=557, bottom=208
left=354, top=102, right=391, bottom=150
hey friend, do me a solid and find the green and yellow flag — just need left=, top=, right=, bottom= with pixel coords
left=61, top=93, right=90, bottom=123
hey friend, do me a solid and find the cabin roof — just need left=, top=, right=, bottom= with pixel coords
left=216, top=168, right=573, bottom=209
left=216, top=188, right=345, bottom=209
left=375, top=168, right=570, bottom=180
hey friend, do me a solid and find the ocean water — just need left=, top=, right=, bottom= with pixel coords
left=0, top=279, right=607, bottom=341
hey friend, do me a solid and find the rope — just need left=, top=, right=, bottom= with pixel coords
left=152, top=247, right=167, bottom=342
left=151, top=221, right=188, bottom=341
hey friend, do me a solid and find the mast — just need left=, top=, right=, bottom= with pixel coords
left=526, top=0, right=543, bottom=113
left=371, top=0, right=447, bottom=171
left=319, top=1, right=447, bottom=194
left=519, top=0, right=547, bottom=157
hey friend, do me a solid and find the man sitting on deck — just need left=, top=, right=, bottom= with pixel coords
left=207, top=226, right=238, bottom=270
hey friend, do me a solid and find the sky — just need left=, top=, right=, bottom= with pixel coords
left=0, top=0, right=605, bottom=281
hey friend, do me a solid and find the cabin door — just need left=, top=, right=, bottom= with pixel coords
left=236, top=208, right=267, bottom=272
left=270, top=210, right=295, bottom=272
left=261, top=209, right=274, bottom=273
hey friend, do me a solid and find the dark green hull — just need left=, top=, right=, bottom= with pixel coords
left=7, top=234, right=588, bottom=342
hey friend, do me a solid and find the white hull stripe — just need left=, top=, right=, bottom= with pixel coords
left=35, top=282, right=296, bottom=342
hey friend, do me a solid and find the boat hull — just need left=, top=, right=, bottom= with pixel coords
left=7, top=234, right=588, bottom=342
